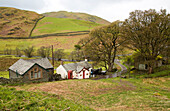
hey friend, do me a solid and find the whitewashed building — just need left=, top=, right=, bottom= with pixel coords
left=56, top=61, right=92, bottom=79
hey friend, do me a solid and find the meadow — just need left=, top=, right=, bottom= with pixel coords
left=32, top=17, right=100, bottom=36
left=0, top=85, right=93, bottom=111
left=1, top=75, right=169, bottom=111
left=0, top=34, right=88, bottom=54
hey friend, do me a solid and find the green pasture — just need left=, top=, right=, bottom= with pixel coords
left=32, top=17, right=100, bottom=36
left=0, top=71, right=9, bottom=79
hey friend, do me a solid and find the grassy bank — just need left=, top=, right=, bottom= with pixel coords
left=122, top=65, right=170, bottom=78
left=4, top=74, right=169, bottom=110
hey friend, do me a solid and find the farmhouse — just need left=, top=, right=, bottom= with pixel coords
left=9, top=58, right=53, bottom=82
left=56, top=61, right=92, bottom=79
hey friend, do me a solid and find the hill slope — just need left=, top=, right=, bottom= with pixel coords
left=32, top=17, right=100, bottom=36
left=0, top=7, right=43, bottom=37
left=43, top=11, right=110, bottom=25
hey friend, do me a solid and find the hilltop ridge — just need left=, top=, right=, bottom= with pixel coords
left=43, top=11, right=110, bottom=25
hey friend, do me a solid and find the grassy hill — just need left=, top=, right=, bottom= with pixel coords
left=32, top=17, right=100, bottom=36
left=43, top=11, right=110, bottom=25
left=0, top=7, right=43, bottom=37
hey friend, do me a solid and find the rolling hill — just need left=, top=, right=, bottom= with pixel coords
left=0, top=7, right=43, bottom=37
left=32, top=17, right=101, bottom=36
left=43, top=11, right=110, bottom=25
left=0, top=7, right=106, bottom=37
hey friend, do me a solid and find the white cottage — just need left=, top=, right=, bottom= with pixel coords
left=56, top=61, right=92, bottom=79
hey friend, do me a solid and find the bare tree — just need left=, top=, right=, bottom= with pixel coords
left=23, top=46, right=34, bottom=58
left=4, top=48, right=12, bottom=55
left=15, top=47, right=22, bottom=57
left=37, top=46, right=51, bottom=58
left=54, top=49, right=65, bottom=61
left=69, top=50, right=84, bottom=62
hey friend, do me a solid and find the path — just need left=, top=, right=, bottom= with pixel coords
left=92, top=59, right=128, bottom=80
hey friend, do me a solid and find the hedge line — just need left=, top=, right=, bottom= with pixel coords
left=0, top=30, right=90, bottom=39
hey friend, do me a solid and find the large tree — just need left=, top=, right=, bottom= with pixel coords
left=82, top=21, right=123, bottom=72
left=122, top=9, right=169, bottom=67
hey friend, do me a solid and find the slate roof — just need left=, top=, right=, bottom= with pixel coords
left=63, top=61, right=92, bottom=73
left=9, top=58, right=53, bottom=75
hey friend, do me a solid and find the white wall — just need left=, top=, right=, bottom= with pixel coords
left=78, top=71, right=84, bottom=79
left=72, top=71, right=78, bottom=79
left=84, top=70, right=90, bottom=79
left=56, top=65, right=68, bottom=79
left=77, top=69, right=90, bottom=79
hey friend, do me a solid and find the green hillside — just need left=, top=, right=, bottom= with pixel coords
left=43, top=11, right=110, bottom=25
left=32, top=17, right=101, bottom=36
left=0, top=7, right=43, bottom=37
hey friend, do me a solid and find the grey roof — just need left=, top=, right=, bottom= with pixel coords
left=63, top=61, right=92, bottom=72
left=9, top=58, right=53, bottom=75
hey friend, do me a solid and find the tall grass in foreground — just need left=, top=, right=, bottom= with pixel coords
left=0, top=86, right=94, bottom=111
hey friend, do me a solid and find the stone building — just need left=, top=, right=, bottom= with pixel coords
left=9, top=58, right=53, bottom=82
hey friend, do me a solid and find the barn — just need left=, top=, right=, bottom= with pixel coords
left=56, top=61, right=92, bottom=79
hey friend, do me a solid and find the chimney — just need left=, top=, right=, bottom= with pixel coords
left=85, top=56, right=88, bottom=62
left=60, top=60, right=64, bottom=65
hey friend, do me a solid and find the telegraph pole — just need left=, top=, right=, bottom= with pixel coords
left=52, top=45, right=54, bottom=73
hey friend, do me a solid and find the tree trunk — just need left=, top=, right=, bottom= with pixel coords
left=108, top=63, right=114, bottom=72
left=107, top=47, right=117, bottom=72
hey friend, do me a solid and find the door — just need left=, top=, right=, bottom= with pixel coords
left=68, top=70, right=73, bottom=79
left=83, top=71, right=85, bottom=79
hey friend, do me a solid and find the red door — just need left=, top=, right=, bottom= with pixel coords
left=83, top=71, right=85, bottom=79
left=68, top=71, right=73, bottom=79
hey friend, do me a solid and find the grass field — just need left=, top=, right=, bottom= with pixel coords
left=2, top=75, right=169, bottom=111
left=32, top=17, right=100, bottom=36
left=0, top=86, right=93, bottom=111
left=0, top=71, right=9, bottom=78
left=0, top=34, right=88, bottom=54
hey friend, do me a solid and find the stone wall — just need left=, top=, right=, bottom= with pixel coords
left=0, top=77, right=23, bottom=84
left=9, top=70, right=22, bottom=79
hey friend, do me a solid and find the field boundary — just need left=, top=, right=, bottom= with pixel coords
left=29, top=16, right=45, bottom=37
left=0, top=30, right=90, bottom=39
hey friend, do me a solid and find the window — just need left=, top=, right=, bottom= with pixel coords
left=34, top=72, right=38, bottom=78
left=38, top=71, right=41, bottom=78
left=34, top=68, right=38, bottom=72
left=30, top=68, right=42, bottom=80
left=31, top=71, right=34, bottom=79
